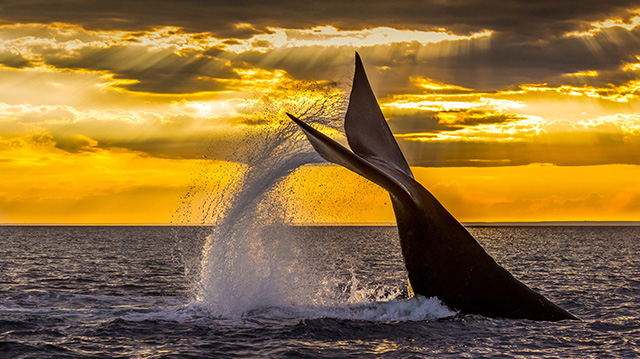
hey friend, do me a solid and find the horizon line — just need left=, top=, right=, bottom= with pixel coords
left=1, top=221, right=639, bottom=227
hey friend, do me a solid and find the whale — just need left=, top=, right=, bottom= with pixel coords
left=287, top=53, right=577, bottom=321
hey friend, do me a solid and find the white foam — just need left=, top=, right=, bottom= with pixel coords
left=117, top=295, right=455, bottom=325
left=254, top=296, right=457, bottom=322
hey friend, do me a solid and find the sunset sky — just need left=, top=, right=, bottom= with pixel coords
left=1, top=1, right=640, bottom=224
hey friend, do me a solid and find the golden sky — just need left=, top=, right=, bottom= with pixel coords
left=1, top=3, right=640, bottom=223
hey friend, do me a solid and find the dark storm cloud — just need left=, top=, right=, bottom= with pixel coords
left=0, top=0, right=638, bottom=39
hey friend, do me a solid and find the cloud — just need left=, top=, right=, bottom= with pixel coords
left=504, top=81, right=640, bottom=103
left=394, top=113, right=640, bottom=167
left=0, top=102, right=214, bottom=157
left=0, top=50, right=32, bottom=68
left=224, top=26, right=491, bottom=52
left=51, top=133, right=98, bottom=153
left=0, top=76, right=342, bottom=160
left=385, top=109, right=524, bottom=134
left=1, top=16, right=640, bottom=168
left=2, top=17, right=639, bottom=96
left=565, top=9, right=640, bottom=37
left=45, top=46, right=238, bottom=94
left=3, top=5, right=640, bottom=224
left=2, top=1, right=639, bottom=40
left=0, top=24, right=239, bottom=94
left=223, top=26, right=639, bottom=93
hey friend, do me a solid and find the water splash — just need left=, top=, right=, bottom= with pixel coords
left=173, top=85, right=453, bottom=320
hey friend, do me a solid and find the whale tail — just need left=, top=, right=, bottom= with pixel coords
left=344, top=53, right=413, bottom=179
left=286, top=53, right=416, bottom=202
left=287, top=53, right=577, bottom=321
left=286, top=113, right=412, bottom=204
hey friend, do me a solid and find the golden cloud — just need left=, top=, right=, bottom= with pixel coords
left=221, top=26, right=492, bottom=53
left=504, top=81, right=640, bottom=103
left=565, top=9, right=640, bottom=37
left=410, top=76, right=474, bottom=93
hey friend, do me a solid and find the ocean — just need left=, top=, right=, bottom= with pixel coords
left=1, top=225, right=638, bottom=358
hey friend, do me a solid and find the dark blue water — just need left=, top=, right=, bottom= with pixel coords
left=1, top=225, right=638, bottom=358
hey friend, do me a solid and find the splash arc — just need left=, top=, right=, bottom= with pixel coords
left=287, top=53, right=577, bottom=321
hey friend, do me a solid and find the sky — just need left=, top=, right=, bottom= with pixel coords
left=1, top=1, right=640, bottom=224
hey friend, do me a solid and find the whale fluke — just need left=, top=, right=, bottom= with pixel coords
left=345, top=53, right=413, bottom=179
left=288, top=53, right=577, bottom=321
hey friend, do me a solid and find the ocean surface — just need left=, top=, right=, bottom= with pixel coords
left=1, top=225, right=639, bottom=358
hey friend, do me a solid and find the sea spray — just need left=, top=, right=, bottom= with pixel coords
left=173, top=86, right=447, bottom=319
left=172, top=88, right=356, bottom=317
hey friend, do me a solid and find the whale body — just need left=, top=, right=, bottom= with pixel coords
left=287, top=53, right=577, bottom=321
